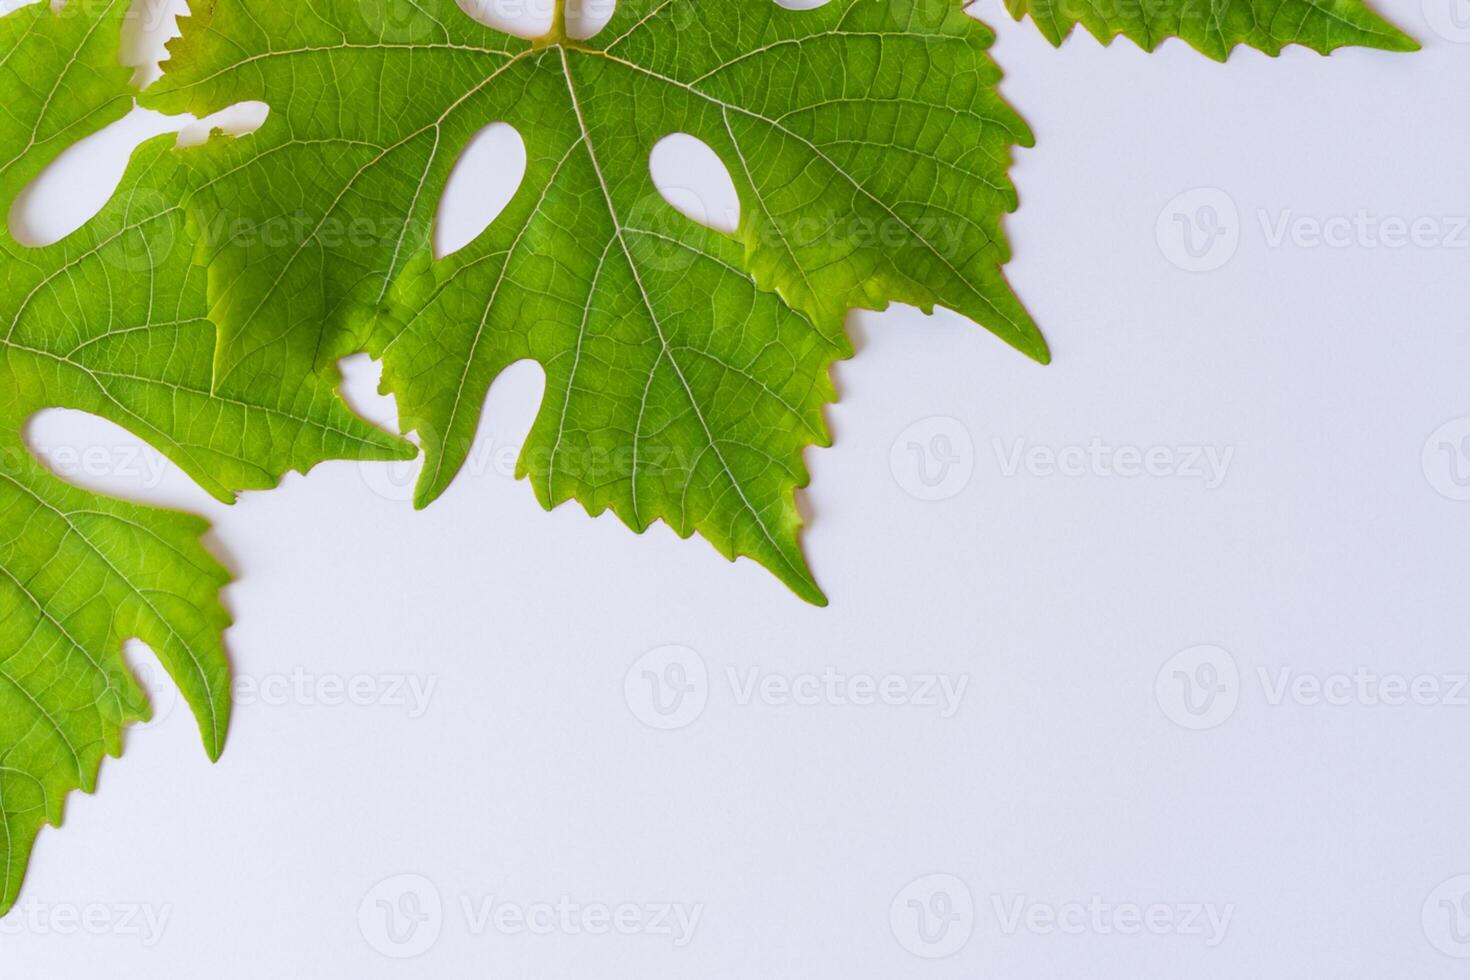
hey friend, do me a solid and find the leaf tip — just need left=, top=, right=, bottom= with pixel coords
left=782, top=561, right=829, bottom=607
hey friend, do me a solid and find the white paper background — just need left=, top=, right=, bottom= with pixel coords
left=3, top=0, right=1470, bottom=976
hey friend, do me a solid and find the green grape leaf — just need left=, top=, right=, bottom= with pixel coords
left=0, top=0, right=411, bottom=915
left=1004, top=0, right=1416, bottom=58
left=143, top=0, right=1053, bottom=605
left=0, top=0, right=1419, bottom=914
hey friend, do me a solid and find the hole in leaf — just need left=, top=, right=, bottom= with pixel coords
left=338, top=353, right=405, bottom=438
left=772, top=0, right=833, bottom=9
left=450, top=357, right=546, bottom=499
left=458, top=0, right=615, bottom=38
left=478, top=358, right=547, bottom=471
left=10, top=101, right=270, bottom=247
left=9, top=108, right=181, bottom=247
left=566, top=0, right=615, bottom=39
left=339, top=353, right=424, bottom=504
left=458, top=0, right=553, bottom=37
left=122, top=0, right=187, bottom=88
left=120, top=639, right=182, bottom=736
left=23, top=407, right=204, bottom=512
left=435, top=121, right=527, bottom=259
left=648, top=133, right=740, bottom=235
left=176, top=101, right=271, bottom=147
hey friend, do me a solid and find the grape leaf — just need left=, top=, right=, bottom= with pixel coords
left=1004, top=0, right=1416, bottom=58
left=141, top=0, right=1053, bottom=605
left=0, top=0, right=1417, bottom=915
left=141, top=0, right=1415, bottom=606
left=0, top=0, right=410, bottom=915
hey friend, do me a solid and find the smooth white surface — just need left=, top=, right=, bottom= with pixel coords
left=5, top=0, right=1470, bottom=976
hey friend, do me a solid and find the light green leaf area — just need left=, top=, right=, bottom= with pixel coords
left=0, top=0, right=410, bottom=914
left=1004, top=0, right=1416, bottom=58
left=144, top=0, right=1050, bottom=605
